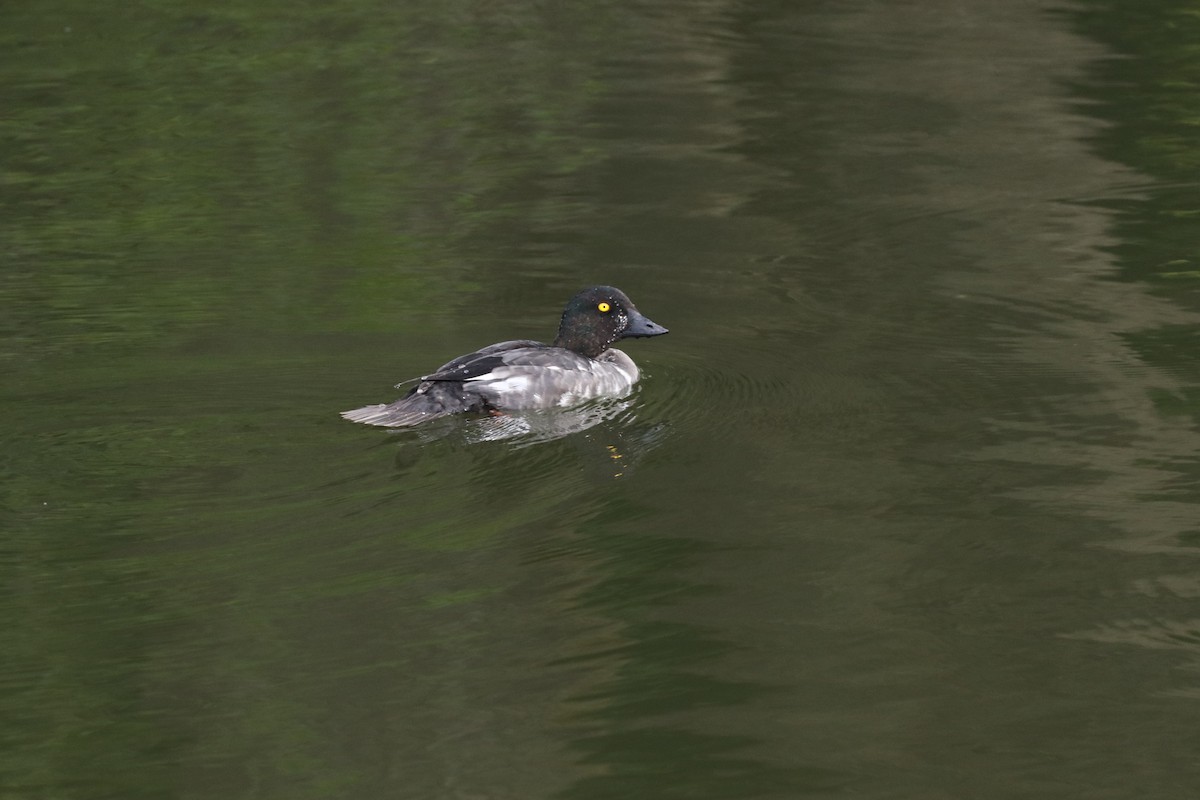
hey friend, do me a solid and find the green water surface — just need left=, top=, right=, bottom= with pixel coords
left=3, top=0, right=1200, bottom=798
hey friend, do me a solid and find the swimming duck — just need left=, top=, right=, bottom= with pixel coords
left=341, top=286, right=668, bottom=427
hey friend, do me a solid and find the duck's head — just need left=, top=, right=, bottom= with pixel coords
left=553, top=286, right=669, bottom=358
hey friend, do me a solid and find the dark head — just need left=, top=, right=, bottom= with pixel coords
left=552, top=285, right=669, bottom=358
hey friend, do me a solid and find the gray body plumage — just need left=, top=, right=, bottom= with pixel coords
left=340, top=340, right=640, bottom=428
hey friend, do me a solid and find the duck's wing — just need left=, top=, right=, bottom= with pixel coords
left=457, top=347, right=634, bottom=409
left=420, top=340, right=564, bottom=382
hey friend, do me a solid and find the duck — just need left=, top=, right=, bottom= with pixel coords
left=341, top=285, right=668, bottom=427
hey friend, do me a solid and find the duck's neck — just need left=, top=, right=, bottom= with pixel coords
left=553, top=322, right=611, bottom=359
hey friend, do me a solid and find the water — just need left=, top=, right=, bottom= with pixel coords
left=3, top=0, right=1200, bottom=797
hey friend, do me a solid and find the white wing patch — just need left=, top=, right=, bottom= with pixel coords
left=468, top=370, right=532, bottom=393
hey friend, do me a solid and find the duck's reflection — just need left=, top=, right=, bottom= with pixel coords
left=389, top=397, right=670, bottom=479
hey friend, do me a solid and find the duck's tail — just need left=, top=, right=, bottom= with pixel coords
left=340, top=382, right=481, bottom=427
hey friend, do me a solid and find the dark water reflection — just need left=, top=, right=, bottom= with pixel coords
left=4, top=0, right=1200, bottom=798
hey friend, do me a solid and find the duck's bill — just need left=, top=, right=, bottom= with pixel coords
left=623, top=311, right=669, bottom=338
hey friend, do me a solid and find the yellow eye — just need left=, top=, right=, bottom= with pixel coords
left=597, top=302, right=611, bottom=313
